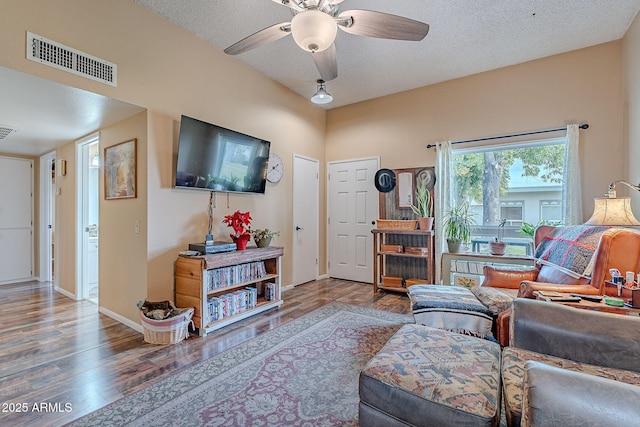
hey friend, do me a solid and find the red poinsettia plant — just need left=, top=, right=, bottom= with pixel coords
left=222, top=210, right=252, bottom=238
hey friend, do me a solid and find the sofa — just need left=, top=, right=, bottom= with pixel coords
left=503, top=298, right=640, bottom=427
left=479, top=225, right=640, bottom=345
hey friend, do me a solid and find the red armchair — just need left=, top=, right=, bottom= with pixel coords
left=482, top=225, right=640, bottom=346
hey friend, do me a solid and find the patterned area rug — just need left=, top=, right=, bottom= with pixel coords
left=66, top=303, right=411, bottom=427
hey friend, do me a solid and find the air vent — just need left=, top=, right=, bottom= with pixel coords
left=0, top=126, right=19, bottom=141
left=26, top=32, right=117, bottom=87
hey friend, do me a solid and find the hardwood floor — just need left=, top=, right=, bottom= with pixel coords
left=0, top=278, right=410, bottom=426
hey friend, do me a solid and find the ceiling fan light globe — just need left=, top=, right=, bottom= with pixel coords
left=311, top=87, right=333, bottom=104
left=291, top=10, right=337, bottom=52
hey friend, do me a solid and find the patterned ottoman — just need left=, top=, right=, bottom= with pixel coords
left=408, top=285, right=494, bottom=338
left=359, top=324, right=502, bottom=427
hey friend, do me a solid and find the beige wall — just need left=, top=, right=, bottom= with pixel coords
left=326, top=42, right=624, bottom=220
left=0, top=0, right=326, bottom=324
left=1, top=0, right=637, bottom=326
left=623, top=13, right=640, bottom=214
left=54, top=141, right=77, bottom=295
left=99, top=111, right=148, bottom=321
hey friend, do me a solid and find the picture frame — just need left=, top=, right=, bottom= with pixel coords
left=396, top=169, right=415, bottom=209
left=104, top=138, right=137, bottom=200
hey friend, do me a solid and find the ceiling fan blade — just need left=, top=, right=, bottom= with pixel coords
left=338, top=9, right=429, bottom=41
left=224, top=22, right=291, bottom=55
left=270, top=0, right=304, bottom=12
left=312, top=43, right=338, bottom=81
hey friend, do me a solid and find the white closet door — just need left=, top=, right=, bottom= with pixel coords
left=0, top=157, right=33, bottom=284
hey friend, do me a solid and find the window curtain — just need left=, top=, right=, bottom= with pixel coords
left=435, top=141, right=452, bottom=284
left=563, top=124, right=583, bottom=225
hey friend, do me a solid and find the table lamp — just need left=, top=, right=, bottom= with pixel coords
left=584, top=180, right=640, bottom=226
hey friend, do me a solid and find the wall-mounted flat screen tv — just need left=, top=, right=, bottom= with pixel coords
left=175, top=115, right=271, bottom=194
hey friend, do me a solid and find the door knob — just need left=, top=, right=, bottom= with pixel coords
left=296, top=226, right=304, bottom=231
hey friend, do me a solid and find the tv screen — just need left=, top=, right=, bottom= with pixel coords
left=175, top=115, right=271, bottom=194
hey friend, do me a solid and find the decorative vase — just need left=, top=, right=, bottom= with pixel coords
left=254, top=236, right=272, bottom=248
left=232, top=234, right=251, bottom=251
left=490, top=241, right=506, bottom=256
left=418, top=217, right=434, bottom=231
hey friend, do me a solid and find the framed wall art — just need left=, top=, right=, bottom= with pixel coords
left=395, top=169, right=415, bottom=209
left=104, top=138, right=137, bottom=200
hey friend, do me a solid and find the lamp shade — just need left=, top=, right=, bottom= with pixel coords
left=584, top=197, right=640, bottom=226
left=291, top=10, right=337, bottom=52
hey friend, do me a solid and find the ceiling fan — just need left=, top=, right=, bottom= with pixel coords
left=224, top=0, right=430, bottom=81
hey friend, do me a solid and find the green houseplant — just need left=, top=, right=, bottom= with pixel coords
left=249, top=228, right=280, bottom=248
left=443, top=201, right=476, bottom=253
left=411, top=176, right=434, bottom=230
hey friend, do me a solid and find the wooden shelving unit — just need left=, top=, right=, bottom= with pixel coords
left=372, top=229, right=434, bottom=294
left=175, top=246, right=283, bottom=336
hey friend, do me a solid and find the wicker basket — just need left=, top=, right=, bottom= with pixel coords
left=376, top=219, right=418, bottom=230
left=139, top=307, right=194, bottom=344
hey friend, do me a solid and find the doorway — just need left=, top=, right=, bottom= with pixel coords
left=77, top=134, right=100, bottom=302
left=292, top=154, right=319, bottom=286
left=39, top=151, right=56, bottom=283
left=0, top=156, right=33, bottom=284
left=327, top=157, right=379, bottom=283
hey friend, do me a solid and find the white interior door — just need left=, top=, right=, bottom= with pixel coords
left=292, top=154, right=319, bottom=286
left=327, top=157, right=379, bottom=283
left=77, top=135, right=100, bottom=301
left=0, top=156, right=33, bottom=284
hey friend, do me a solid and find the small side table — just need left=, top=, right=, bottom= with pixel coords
left=535, top=291, right=640, bottom=316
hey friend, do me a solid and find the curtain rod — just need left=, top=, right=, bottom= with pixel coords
left=426, top=123, right=589, bottom=149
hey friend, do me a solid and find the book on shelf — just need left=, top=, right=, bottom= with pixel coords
left=205, top=261, right=267, bottom=291
left=207, top=287, right=260, bottom=323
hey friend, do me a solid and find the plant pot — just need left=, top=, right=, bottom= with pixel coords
left=418, top=217, right=434, bottom=231
left=490, top=241, right=506, bottom=256
left=231, top=234, right=251, bottom=251
left=446, top=238, right=462, bottom=253
left=254, top=236, right=272, bottom=248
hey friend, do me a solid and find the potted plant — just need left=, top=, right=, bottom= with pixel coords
left=250, top=228, right=280, bottom=248
left=490, top=219, right=507, bottom=255
left=222, top=210, right=252, bottom=250
left=443, top=201, right=476, bottom=253
left=411, top=176, right=434, bottom=230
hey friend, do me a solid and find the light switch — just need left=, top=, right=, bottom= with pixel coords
left=135, top=219, right=140, bottom=234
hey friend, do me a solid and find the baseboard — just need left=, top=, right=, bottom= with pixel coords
left=317, top=274, right=328, bottom=280
left=54, top=285, right=77, bottom=300
left=99, top=306, right=143, bottom=333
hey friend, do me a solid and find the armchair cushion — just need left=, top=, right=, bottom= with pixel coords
left=501, top=347, right=640, bottom=426
left=521, top=361, right=640, bottom=427
left=482, top=265, right=539, bottom=289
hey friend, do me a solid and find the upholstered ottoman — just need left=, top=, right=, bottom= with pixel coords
left=408, top=285, right=494, bottom=338
left=359, top=324, right=502, bottom=427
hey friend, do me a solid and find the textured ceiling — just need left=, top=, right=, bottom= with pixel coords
left=136, top=0, right=640, bottom=108
left=2, top=1, right=640, bottom=156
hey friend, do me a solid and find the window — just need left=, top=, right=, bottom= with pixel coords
left=500, top=201, right=524, bottom=226
left=540, top=200, right=562, bottom=222
left=452, top=137, right=566, bottom=253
